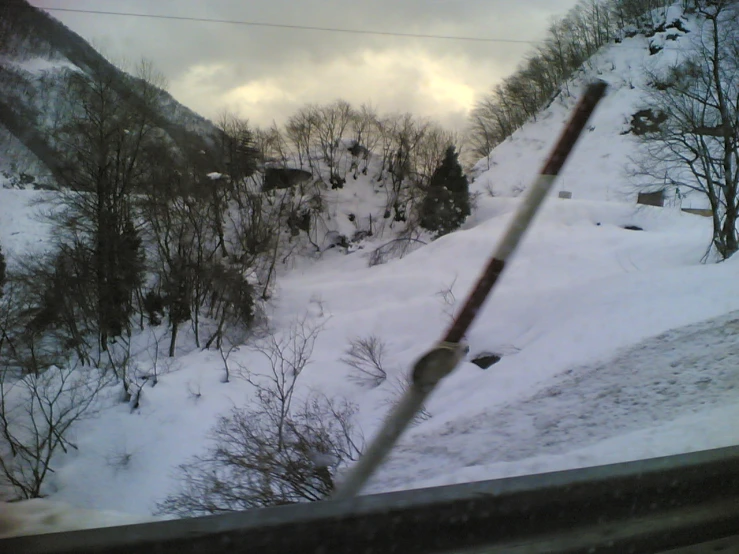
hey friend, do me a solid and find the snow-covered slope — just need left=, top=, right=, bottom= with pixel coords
left=2, top=0, right=738, bottom=538
left=471, top=3, right=707, bottom=209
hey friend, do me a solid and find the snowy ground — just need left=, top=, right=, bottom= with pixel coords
left=3, top=191, right=738, bottom=538
left=2, top=193, right=729, bottom=523
left=370, top=310, right=739, bottom=492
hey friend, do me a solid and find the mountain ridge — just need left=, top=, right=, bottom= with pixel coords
left=0, top=0, right=222, bottom=185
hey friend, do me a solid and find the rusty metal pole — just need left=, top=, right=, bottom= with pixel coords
left=332, top=80, right=608, bottom=501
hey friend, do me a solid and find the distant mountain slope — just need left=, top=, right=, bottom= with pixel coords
left=0, top=0, right=222, bottom=185
left=470, top=3, right=708, bottom=211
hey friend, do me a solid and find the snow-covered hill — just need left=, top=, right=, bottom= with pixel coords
left=0, top=0, right=221, bottom=184
left=471, top=2, right=707, bottom=210
left=1, top=0, right=738, bottom=538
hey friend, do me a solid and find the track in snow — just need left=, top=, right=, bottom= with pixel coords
left=370, top=311, right=739, bottom=491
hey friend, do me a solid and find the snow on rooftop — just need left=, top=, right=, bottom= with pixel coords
left=4, top=56, right=78, bottom=75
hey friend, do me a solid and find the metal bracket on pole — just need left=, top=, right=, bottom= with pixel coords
left=412, top=341, right=468, bottom=391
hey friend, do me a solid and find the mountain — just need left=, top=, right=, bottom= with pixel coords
left=0, top=0, right=222, bottom=187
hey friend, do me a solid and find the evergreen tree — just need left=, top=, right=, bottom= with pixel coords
left=100, top=213, right=145, bottom=341
left=419, top=146, right=470, bottom=237
left=0, top=243, right=5, bottom=298
left=163, top=254, right=193, bottom=357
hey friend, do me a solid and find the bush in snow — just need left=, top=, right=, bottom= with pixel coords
left=157, top=314, right=362, bottom=515
left=383, top=374, right=431, bottom=425
left=367, top=233, right=427, bottom=267
left=342, top=335, right=389, bottom=388
left=155, top=394, right=362, bottom=515
left=0, top=274, right=111, bottom=500
left=0, top=361, right=109, bottom=499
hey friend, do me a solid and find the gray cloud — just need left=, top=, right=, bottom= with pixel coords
left=31, top=0, right=579, bottom=130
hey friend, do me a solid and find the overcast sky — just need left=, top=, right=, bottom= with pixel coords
left=30, top=0, right=579, bottom=131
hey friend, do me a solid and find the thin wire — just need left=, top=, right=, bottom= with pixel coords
left=30, top=6, right=695, bottom=51
left=35, top=6, right=536, bottom=44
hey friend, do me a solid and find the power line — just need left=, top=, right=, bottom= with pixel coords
left=31, top=6, right=696, bottom=52
left=35, top=6, right=537, bottom=44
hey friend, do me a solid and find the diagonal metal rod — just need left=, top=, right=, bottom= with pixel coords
left=332, top=80, right=608, bottom=501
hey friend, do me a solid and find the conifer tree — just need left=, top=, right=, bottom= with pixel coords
left=419, top=146, right=470, bottom=237
left=0, top=244, right=5, bottom=298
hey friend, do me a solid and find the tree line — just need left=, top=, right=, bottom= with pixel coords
left=467, top=0, right=698, bottom=159
left=252, top=99, right=468, bottom=233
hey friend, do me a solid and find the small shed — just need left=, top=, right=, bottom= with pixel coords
left=263, top=167, right=312, bottom=191
left=637, top=190, right=665, bottom=207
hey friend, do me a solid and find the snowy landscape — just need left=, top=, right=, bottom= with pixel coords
left=1, top=0, right=739, bottom=538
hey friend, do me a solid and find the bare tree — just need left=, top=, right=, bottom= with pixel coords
left=468, top=96, right=506, bottom=163
left=129, top=324, right=171, bottom=394
left=0, top=283, right=110, bottom=499
left=634, top=2, right=739, bottom=259
left=414, top=124, right=459, bottom=184
left=348, top=103, right=380, bottom=178
left=201, top=263, right=256, bottom=352
left=253, top=123, right=290, bottom=169
left=215, top=322, right=259, bottom=384
left=139, top=156, right=254, bottom=353
left=47, top=58, right=159, bottom=355
left=243, top=315, right=324, bottom=449
left=285, top=106, right=319, bottom=173
left=215, top=110, right=259, bottom=190
left=467, top=0, right=617, bottom=156
left=610, top=0, right=665, bottom=31
left=13, top=247, right=96, bottom=366
left=104, top=330, right=135, bottom=401
left=314, top=100, right=354, bottom=189
left=250, top=189, right=306, bottom=300
left=373, top=113, right=434, bottom=226
left=435, top=276, right=459, bottom=322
